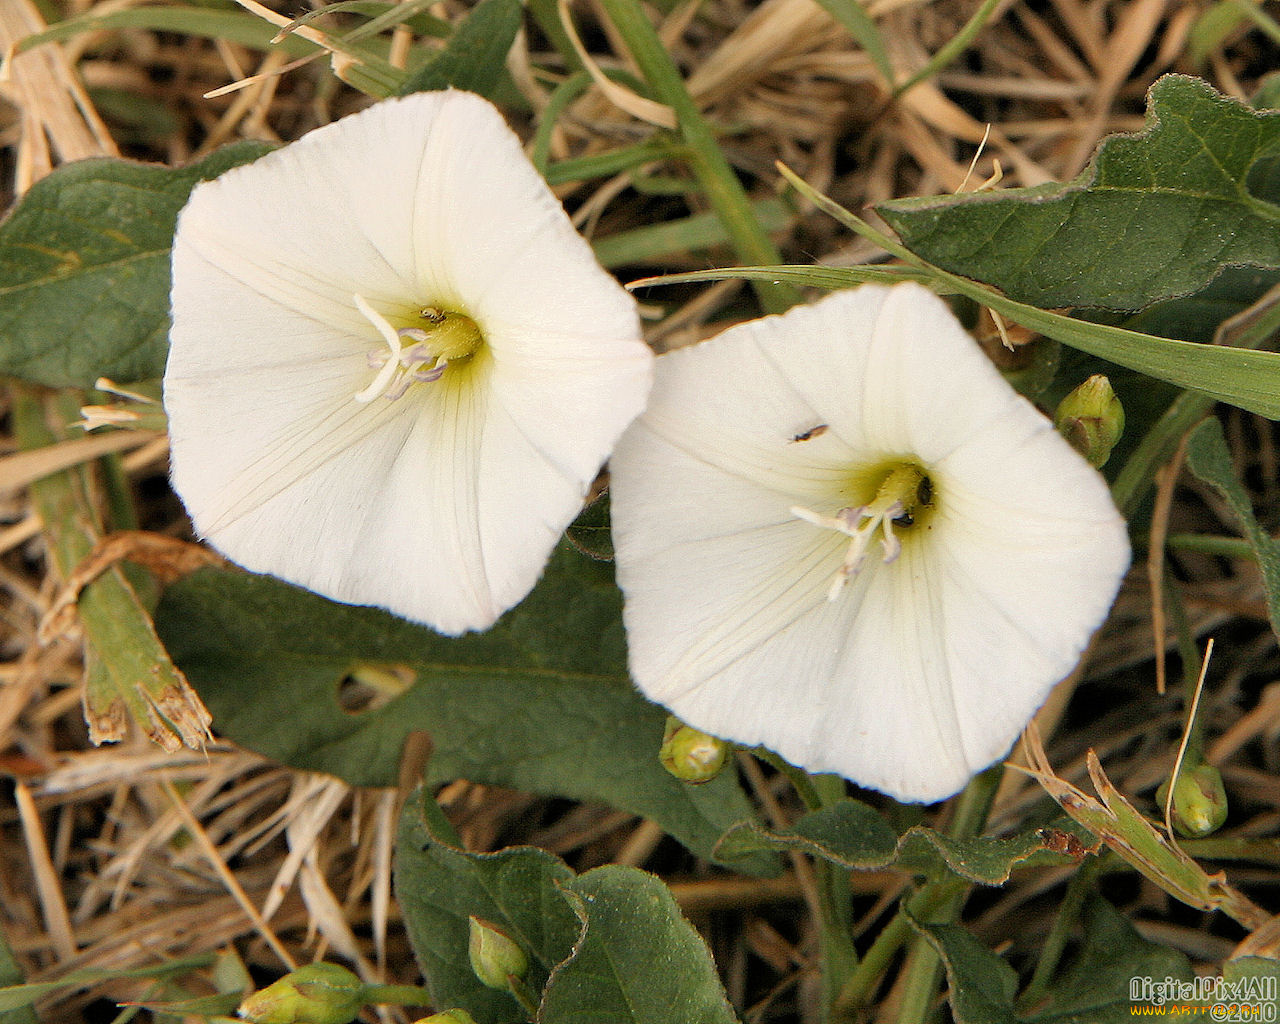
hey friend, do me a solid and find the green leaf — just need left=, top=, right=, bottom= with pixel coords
left=1185, top=416, right=1280, bottom=640
left=915, top=896, right=1190, bottom=1024
left=0, top=955, right=215, bottom=1013
left=1223, top=957, right=1280, bottom=1010
left=715, top=799, right=1081, bottom=885
left=540, top=866, right=738, bottom=1024
left=878, top=75, right=1280, bottom=310
left=0, top=925, right=36, bottom=1024
left=642, top=257, right=1280, bottom=419
left=398, top=0, right=522, bottom=97
left=11, top=5, right=318, bottom=60
left=1029, top=894, right=1191, bottom=1020
left=912, top=922, right=1020, bottom=1024
left=120, top=992, right=242, bottom=1016
left=154, top=548, right=769, bottom=870
left=396, top=793, right=581, bottom=1024
left=0, top=142, right=272, bottom=387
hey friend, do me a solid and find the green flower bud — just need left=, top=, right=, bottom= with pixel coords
left=237, top=963, right=365, bottom=1024
left=468, top=917, right=528, bottom=991
left=1053, top=374, right=1124, bottom=468
left=1158, top=762, right=1229, bottom=838
left=412, top=1012, right=480, bottom=1024
left=659, top=716, right=729, bottom=783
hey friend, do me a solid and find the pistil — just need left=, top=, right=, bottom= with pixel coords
left=792, top=462, right=932, bottom=600
left=352, top=295, right=482, bottom=403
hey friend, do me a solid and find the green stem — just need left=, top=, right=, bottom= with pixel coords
left=1111, top=387, right=1213, bottom=517
left=758, top=755, right=858, bottom=1023
left=891, top=765, right=1002, bottom=1024
left=808, top=773, right=858, bottom=1024
left=594, top=0, right=799, bottom=314
left=361, top=983, right=435, bottom=1007
left=818, top=859, right=858, bottom=1024
left=1163, top=566, right=1208, bottom=766
left=532, top=71, right=592, bottom=174
left=1019, top=857, right=1099, bottom=1010
left=755, top=749, right=825, bottom=812
left=1164, top=532, right=1254, bottom=557
left=1180, top=837, right=1280, bottom=865
left=527, top=0, right=587, bottom=75
left=894, top=0, right=1004, bottom=97
left=834, top=879, right=964, bottom=1014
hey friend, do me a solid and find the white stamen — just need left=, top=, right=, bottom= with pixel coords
left=792, top=499, right=905, bottom=602
left=353, top=294, right=404, bottom=403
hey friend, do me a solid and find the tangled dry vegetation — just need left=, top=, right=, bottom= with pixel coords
left=0, top=0, right=1278, bottom=1021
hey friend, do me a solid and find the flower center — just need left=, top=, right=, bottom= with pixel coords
left=791, top=461, right=934, bottom=601
left=352, top=294, right=483, bottom=403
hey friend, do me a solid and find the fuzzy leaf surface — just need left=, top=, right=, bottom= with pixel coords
left=878, top=75, right=1280, bottom=310
left=715, top=798, right=1082, bottom=884
left=0, top=142, right=272, bottom=387
left=917, top=896, right=1190, bottom=1023
left=154, top=549, right=767, bottom=869
left=539, top=866, right=739, bottom=1024
left=1223, top=957, right=1280, bottom=1010
left=1031, top=894, right=1191, bottom=1019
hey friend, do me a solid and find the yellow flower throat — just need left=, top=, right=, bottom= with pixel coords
left=352, top=294, right=482, bottom=403
left=792, top=460, right=934, bottom=601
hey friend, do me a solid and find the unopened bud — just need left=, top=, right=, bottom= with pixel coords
left=659, top=716, right=729, bottom=783
left=468, top=917, right=527, bottom=991
left=1054, top=375, right=1124, bottom=468
left=412, top=1012, right=480, bottom=1024
left=237, top=963, right=365, bottom=1024
left=1158, top=762, right=1229, bottom=838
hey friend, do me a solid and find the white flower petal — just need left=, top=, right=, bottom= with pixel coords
left=611, top=282, right=1130, bottom=802
left=166, top=91, right=652, bottom=634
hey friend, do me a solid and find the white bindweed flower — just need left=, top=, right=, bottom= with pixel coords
left=165, top=90, right=652, bottom=635
left=609, top=283, right=1130, bottom=803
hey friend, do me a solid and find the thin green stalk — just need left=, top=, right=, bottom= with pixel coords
left=1180, top=836, right=1280, bottom=865
left=891, top=765, right=1002, bottom=1024
left=894, top=0, right=1003, bottom=97
left=808, top=0, right=894, bottom=89
left=1164, top=533, right=1254, bottom=557
left=1163, top=565, right=1207, bottom=767
left=754, top=753, right=858, bottom=1023
left=1111, top=388, right=1213, bottom=516
left=834, top=879, right=964, bottom=1014
left=533, top=72, right=593, bottom=174
left=527, top=0, right=588, bottom=75
left=1019, top=857, right=1099, bottom=1010
left=548, top=138, right=682, bottom=187
left=808, top=773, right=858, bottom=1024
left=755, top=748, right=825, bottom=812
left=360, top=984, right=435, bottom=1005
left=817, top=859, right=859, bottom=1024
left=595, top=0, right=799, bottom=314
